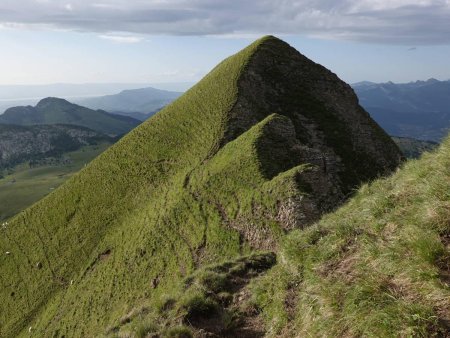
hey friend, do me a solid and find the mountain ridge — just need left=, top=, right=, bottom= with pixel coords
left=0, top=36, right=404, bottom=337
left=0, top=97, right=141, bottom=135
left=352, top=79, right=450, bottom=141
left=77, top=87, right=182, bottom=120
left=392, top=136, right=438, bottom=158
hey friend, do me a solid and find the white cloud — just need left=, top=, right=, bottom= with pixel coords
left=98, top=34, right=143, bottom=43
left=350, top=0, right=435, bottom=11
left=91, top=3, right=121, bottom=9
left=0, top=0, right=449, bottom=45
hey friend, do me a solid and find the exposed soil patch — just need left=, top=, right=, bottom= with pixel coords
left=81, top=248, right=113, bottom=278
left=437, top=234, right=450, bottom=286
left=99, top=249, right=111, bottom=261
left=182, top=253, right=276, bottom=337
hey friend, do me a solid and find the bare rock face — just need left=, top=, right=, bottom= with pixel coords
left=224, top=36, right=404, bottom=233
left=228, top=37, right=403, bottom=191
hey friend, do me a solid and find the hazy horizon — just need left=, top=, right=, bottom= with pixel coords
left=1, top=77, right=450, bottom=92
left=0, top=81, right=194, bottom=113
left=0, top=1, right=449, bottom=86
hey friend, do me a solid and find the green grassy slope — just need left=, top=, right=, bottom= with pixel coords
left=0, top=98, right=140, bottom=135
left=100, top=139, right=450, bottom=338
left=108, top=138, right=450, bottom=336
left=250, top=138, right=450, bottom=337
left=0, top=143, right=111, bottom=221
left=0, top=37, right=263, bottom=338
left=0, top=36, right=403, bottom=338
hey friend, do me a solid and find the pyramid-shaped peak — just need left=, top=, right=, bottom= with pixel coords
left=231, top=35, right=301, bottom=64
left=253, top=34, right=284, bottom=44
left=0, top=36, right=403, bottom=337
left=221, top=35, right=402, bottom=190
left=246, top=35, right=306, bottom=54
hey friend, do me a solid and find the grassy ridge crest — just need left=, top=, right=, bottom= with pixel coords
left=0, top=36, right=272, bottom=337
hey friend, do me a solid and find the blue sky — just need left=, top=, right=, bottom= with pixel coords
left=0, top=0, right=449, bottom=85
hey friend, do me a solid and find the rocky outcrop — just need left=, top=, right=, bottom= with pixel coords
left=218, top=36, right=404, bottom=235
left=226, top=36, right=403, bottom=196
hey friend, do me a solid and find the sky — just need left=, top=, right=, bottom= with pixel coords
left=0, top=0, right=449, bottom=85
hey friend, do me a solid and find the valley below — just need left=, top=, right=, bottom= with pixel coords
left=0, top=143, right=111, bottom=221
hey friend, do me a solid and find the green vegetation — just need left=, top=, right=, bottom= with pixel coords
left=106, top=253, right=275, bottom=337
left=0, top=143, right=111, bottom=221
left=0, top=36, right=273, bottom=337
left=164, top=326, right=193, bottom=338
left=250, top=137, right=450, bottom=337
left=117, top=135, right=450, bottom=337
left=0, top=35, right=420, bottom=338
left=0, top=97, right=140, bottom=135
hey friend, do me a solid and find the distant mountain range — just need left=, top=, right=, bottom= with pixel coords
left=0, top=83, right=193, bottom=114
left=76, top=87, right=182, bottom=120
left=352, top=79, right=450, bottom=141
left=4, top=79, right=447, bottom=142
left=0, top=97, right=140, bottom=135
left=391, top=136, right=438, bottom=158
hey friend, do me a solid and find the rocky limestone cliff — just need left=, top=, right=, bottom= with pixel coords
left=220, top=36, right=403, bottom=231
left=0, top=124, right=112, bottom=169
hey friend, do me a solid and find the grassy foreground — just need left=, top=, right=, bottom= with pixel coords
left=110, top=137, right=450, bottom=337
left=249, top=137, right=450, bottom=337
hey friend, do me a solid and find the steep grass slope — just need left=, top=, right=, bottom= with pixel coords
left=0, top=36, right=401, bottom=337
left=0, top=98, right=140, bottom=135
left=0, top=36, right=262, bottom=338
left=125, top=135, right=450, bottom=338
left=250, top=138, right=450, bottom=337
